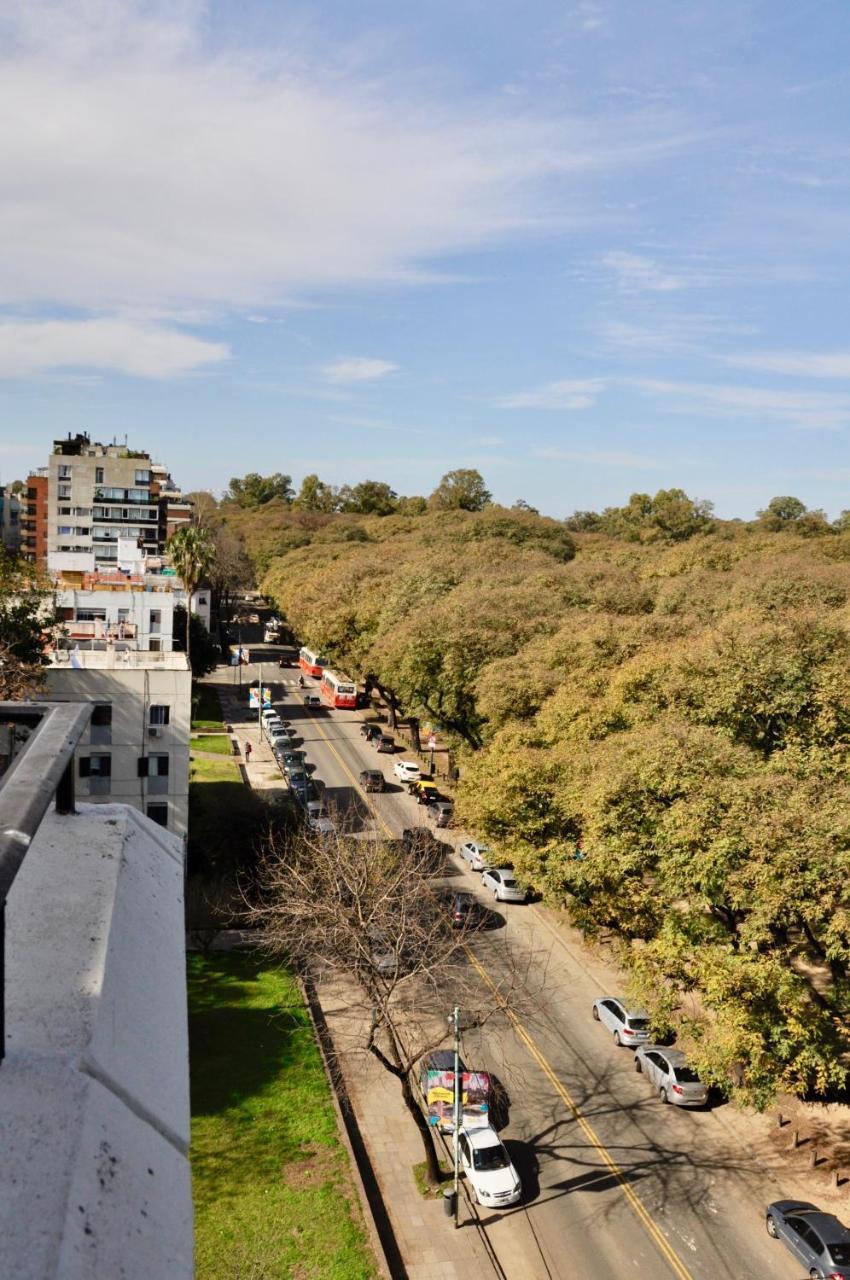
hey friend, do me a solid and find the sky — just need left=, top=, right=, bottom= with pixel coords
left=2, top=0, right=850, bottom=519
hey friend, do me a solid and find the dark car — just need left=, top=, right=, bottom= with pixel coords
left=359, top=769, right=385, bottom=792
left=360, top=723, right=382, bottom=741
left=427, top=798, right=454, bottom=828
left=287, top=769, right=309, bottom=791
left=401, top=826, right=451, bottom=872
left=375, top=733, right=395, bottom=753
left=766, top=1200, right=850, bottom=1278
left=277, top=748, right=307, bottom=769
left=440, top=890, right=484, bottom=930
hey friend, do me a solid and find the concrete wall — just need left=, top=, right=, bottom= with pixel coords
left=0, top=804, right=192, bottom=1279
left=45, top=659, right=191, bottom=840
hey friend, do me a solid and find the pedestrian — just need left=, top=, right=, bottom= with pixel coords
left=245, top=741, right=252, bottom=764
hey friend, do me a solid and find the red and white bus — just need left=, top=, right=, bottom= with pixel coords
left=299, top=647, right=327, bottom=678
left=319, top=669, right=357, bottom=709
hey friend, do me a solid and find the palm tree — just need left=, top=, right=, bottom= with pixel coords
left=167, top=526, right=215, bottom=662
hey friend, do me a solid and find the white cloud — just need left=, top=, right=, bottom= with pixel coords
left=321, top=357, right=398, bottom=384
left=0, top=317, right=228, bottom=378
left=599, top=251, right=686, bottom=292
left=634, top=378, right=850, bottom=430
left=600, top=314, right=756, bottom=355
left=723, top=351, right=850, bottom=379
left=0, top=0, right=694, bottom=327
left=495, top=378, right=605, bottom=410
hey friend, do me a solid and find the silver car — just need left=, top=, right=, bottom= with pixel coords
left=459, top=841, right=493, bottom=871
left=591, top=997, right=651, bottom=1047
left=634, top=1046, right=708, bottom=1106
left=766, top=1200, right=850, bottom=1278
left=481, top=867, right=525, bottom=903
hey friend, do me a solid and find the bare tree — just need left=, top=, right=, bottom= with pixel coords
left=246, top=825, right=522, bottom=1185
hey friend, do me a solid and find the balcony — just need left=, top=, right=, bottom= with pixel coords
left=0, top=702, right=191, bottom=1276
left=63, top=621, right=137, bottom=640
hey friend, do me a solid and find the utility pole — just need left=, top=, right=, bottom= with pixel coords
left=258, top=662, right=264, bottom=732
left=452, top=1004, right=461, bottom=1228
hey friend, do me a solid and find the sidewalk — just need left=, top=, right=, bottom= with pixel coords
left=210, top=676, right=499, bottom=1279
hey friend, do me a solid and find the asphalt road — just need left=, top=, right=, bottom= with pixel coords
left=225, top=660, right=806, bottom=1280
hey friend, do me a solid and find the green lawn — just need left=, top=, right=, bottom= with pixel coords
left=192, top=683, right=225, bottom=731
left=191, top=733, right=233, bottom=756
left=189, top=953, right=378, bottom=1280
left=190, top=756, right=241, bottom=783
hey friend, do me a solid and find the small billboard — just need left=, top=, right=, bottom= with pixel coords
left=248, top=685, right=272, bottom=709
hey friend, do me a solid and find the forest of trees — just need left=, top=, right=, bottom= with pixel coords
left=214, top=473, right=850, bottom=1106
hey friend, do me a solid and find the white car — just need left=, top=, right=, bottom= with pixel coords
left=459, top=841, right=492, bottom=871
left=634, top=1046, right=708, bottom=1106
left=481, top=867, right=525, bottom=903
left=455, top=1125, right=521, bottom=1208
left=592, top=997, right=651, bottom=1047
left=393, top=760, right=421, bottom=783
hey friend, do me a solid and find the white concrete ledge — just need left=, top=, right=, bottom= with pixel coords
left=0, top=804, right=192, bottom=1279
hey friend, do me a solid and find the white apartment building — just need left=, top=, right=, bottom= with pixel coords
left=44, top=650, right=192, bottom=840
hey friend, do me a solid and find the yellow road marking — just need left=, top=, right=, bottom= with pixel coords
left=465, top=949, right=695, bottom=1280
left=305, top=705, right=694, bottom=1280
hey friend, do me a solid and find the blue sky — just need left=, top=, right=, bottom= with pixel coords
left=2, top=0, right=850, bottom=518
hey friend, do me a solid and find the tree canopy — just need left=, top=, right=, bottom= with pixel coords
left=225, top=472, right=295, bottom=508
left=428, top=468, right=492, bottom=512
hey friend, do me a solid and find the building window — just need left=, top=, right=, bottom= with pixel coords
left=135, top=470, right=152, bottom=485
left=90, top=703, right=112, bottom=746
left=79, top=753, right=111, bottom=777
left=59, top=506, right=71, bottom=515
left=149, top=704, right=170, bottom=726
left=139, top=752, right=169, bottom=794
left=146, top=803, right=168, bottom=828
left=57, top=485, right=71, bottom=499
left=58, top=465, right=72, bottom=479
left=79, top=753, right=111, bottom=795
left=95, top=467, right=104, bottom=484
left=58, top=525, right=72, bottom=535
left=149, top=638, right=161, bottom=652
left=149, top=608, right=161, bottom=634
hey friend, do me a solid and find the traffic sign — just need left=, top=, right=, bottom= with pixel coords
left=427, top=733, right=437, bottom=750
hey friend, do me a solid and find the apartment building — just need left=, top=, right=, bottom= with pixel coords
left=44, top=648, right=191, bottom=839
left=19, top=470, right=47, bottom=563
left=0, top=483, right=21, bottom=552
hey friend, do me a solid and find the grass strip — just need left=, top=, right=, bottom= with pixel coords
left=189, top=952, right=378, bottom=1280
left=191, top=733, right=233, bottom=756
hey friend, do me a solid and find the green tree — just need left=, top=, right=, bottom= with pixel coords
left=226, top=472, right=294, bottom=508
left=395, top=494, right=428, bottom=515
left=756, top=496, right=808, bottom=530
left=428, top=469, right=491, bottom=512
left=0, top=550, right=53, bottom=698
left=167, top=526, right=216, bottom=661
left=173, top=606, right=218, bottom=676
left=338, top=480, right=398, bottom=515
left=293, top=474, right=338, bottom=512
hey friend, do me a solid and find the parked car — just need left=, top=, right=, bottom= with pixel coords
left=438, top=889, right=486, bottom=930
left=278, top=748, right=307, bottom=770
left=261, top=707, right=280, bottom=724
left=428, top=799, right=454, bottom=828
left=375, top=733, right=395, bottom=753
left=394, top=760, right=421, bottom=783
left=591, top=997, right=651, bottom=1047
left=308, top=816, right=336, bottom=837
left=454, top=1125, right=522, bottom=1208
left=634, top=1046, right=708, bottom=1106
left=359, top=769, right=385, bottom=792
left=303, top=692, right=321, bottom=707
left=360, top=723, right=382, bottom=741
left=401, top=827, right=450, bottom=872
left=459, top=841, right=493, bottom=872
left=305, top=798, right=328, bottom=821
left=481, top=868, right=525, bottom=903
left=287, top=768, right=309, bottom=791
left=409, top=779, right=440, bottom=805
left=766, top=1201, right=850, bottom=1278
left=368, top=929, right=412, bottom=978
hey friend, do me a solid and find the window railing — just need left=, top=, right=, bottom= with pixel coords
left=0, top=701, right=93, bottom=1061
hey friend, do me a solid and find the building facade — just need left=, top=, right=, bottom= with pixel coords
left=44, top=650, right=191, bottom=839
left=20, top=471, right=47, bottom=563
left=0, top=484, right=21, bottom=552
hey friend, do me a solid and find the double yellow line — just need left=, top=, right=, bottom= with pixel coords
left=305, top=708, right=694, bottom=1280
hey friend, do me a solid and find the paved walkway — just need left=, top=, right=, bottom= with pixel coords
left=209, top=674, right=497, bottom=1279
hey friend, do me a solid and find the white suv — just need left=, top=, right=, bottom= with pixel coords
left=393, top=760, right=421, bottom=783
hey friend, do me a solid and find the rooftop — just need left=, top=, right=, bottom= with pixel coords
left=49, top=648, right=189, bottom=670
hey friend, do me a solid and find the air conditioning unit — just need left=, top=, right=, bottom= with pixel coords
left=148, top=726, right=162, bottom=738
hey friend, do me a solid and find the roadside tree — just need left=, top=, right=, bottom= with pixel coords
left=167, top=525, right=215, bottom=661
left=248, top=827, right=518, bottom=1185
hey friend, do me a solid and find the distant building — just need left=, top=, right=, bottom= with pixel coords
left=0, top=483, right=21, bottom=552
left=20, top=470, right=48, bottom=564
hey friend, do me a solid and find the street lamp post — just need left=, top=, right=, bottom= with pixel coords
left=451, top=1005, right=461, bottom=1228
